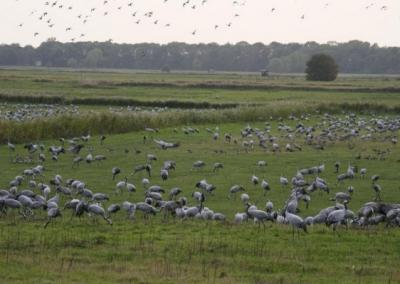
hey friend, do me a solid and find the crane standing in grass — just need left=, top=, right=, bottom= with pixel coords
left=284, top=211, right=308, bottom=239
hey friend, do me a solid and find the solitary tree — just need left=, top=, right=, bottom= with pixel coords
left=305, top=53, right=338, bottom=81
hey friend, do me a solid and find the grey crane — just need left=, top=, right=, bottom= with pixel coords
left=331, top=192, right=351, bottom=203
left=44, top=207, right=62, bottom=228
left=56, top=186, right=72, bottom=196
left=163, top=160, right=176, bottom=171
left=200, top=208, right=214, bottom=220
left=213, top=162, right=224, bottom=172
left=47, top=195, right=59, bottom=207
left=72, top=156, right=83, bottom=168
left=371, top=175, right=380, bottom=183
left=284, top=211, right=308, bottom=238
left=7, top=140, right=16, bottom=152
left=326, top=201, right=355, bottom=232
left=147, top=185, right=165, bottom=193
left=169, top=187, right=182, bottom=199
left=234, top=212, right=248, bottom=224
left=112, top=167, right=121, bottom=180
left=228, top=185, right=245, bottom=199
left=160, top=200, right=181, bottom=220
left=160, top=169, right=169, bottom=181
left=146, top=191, right=163, bottom=201
left=18, top=195, right=35, bottom=216
left=88, top=204, right=112, bottom=225
left=136, top=202, right=159, bottom=218
left=63, top=198, right=80, bottom=213
left=247, top=206, right=276, bottom=229
left=81, top=133, right=91, bottom=143
left=251, top=175, right=259, bottom=186
left=153, top=139, right=179, bottom=149
left=386, top=208, right=400, bottom=227
left=360, top=168, right=367, bottom=178
left=372, top=184, right=382, bottom=201
left=265, top=200, right=274, bottom=213
left=116, top=178, right=127, bottom=193
left=107, top=204, right=121, bottom=215
left=192, top=160, right=206, bottom=170
left=94, top=155, right=106, bottom=163
left=279, top=176, right=289, bottom=188
left=122, top=201, right=136, bottom=219
left=126, top=182, right=136, bottom=193
left=75, top=200, right=89, bottom=218
left=240, top=193, right=250, bottom=204
left=192, top=191, right=205, bottom=203
left=212, top=213, right=226, bottom=222
left=78, top=188, right=93, bottom=199
left=92, top=193, right=109, bottom=202
left=132, top=164, right=152, bottom=177
left=85, top=153, right=93, bottom=164
left=147, top=154, right=157, bottom=163
left=257, top=160, right=267, bottom=168
left=261, top=179, right=271, bottom=195
left=1, top=198, right=23, bottom=218
left=337, top=173, right=349, bottom=183
left=183, top=205, right=203, bottom=219
left=142, top=178, right=150, bottom=189
left=68, top=144, right=84, bottom=155
left=283, top=196, right=299, bottom=214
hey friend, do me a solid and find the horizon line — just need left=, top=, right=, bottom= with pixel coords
left=1, top=39, right=399, bottom=49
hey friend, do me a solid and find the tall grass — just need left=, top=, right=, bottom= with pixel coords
left=0, top=93, right=237, bottom=109
left=113, top=81, right=400, bottom=93
left=0, top=93, right=65, bottom=104
left=1, top=102, right=399, bottom=143
left=317, top=102, right=400, bottom=114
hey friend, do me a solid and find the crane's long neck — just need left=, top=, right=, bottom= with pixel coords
left=245, top=203, right=251, bottom=217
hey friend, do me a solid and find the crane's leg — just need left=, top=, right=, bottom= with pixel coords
left=44, top=218, right=51, bottom=228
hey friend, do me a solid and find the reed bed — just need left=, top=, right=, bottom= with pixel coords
left=1, top=102, right=399, bottom=143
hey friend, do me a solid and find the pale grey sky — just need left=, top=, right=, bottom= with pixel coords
left=1, top=0, right=399, bottom=47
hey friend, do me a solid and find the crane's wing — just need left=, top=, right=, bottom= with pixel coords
left=153, top=139, right=180, bottom=149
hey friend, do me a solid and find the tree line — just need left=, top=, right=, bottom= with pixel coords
left=0, top=40, right=399, bottom=74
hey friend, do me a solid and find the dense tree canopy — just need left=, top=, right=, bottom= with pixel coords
left=0, top=40, right=399, bottom=74
left=306, top=54, right=339, bottom=81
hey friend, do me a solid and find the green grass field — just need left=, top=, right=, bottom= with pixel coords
left=1, top=68, right=400, bottom=108
left=0, top=69, right=400, bottom=283
left=1, top=120, right=400, bottom=283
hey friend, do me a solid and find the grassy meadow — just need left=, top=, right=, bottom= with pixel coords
left=1, top=68, right=400, bottom=109
left=0, top=68, right=400, bottom=283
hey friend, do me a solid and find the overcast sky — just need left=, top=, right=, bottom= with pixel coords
left=1, top=0, right=399, bottom=47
